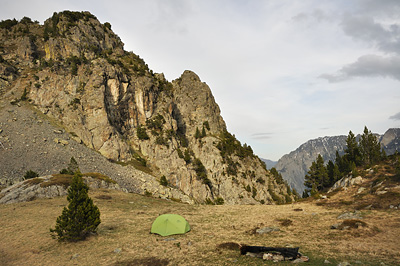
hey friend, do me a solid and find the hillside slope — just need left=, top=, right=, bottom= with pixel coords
left=275, top=136, right=347, bottom=193
left=0, top=11, right=293, bottom=204
left=275, top=129, right=400, bottom=193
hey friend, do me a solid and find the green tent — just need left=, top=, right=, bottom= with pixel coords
left=150, top=214, right=190, bottom=236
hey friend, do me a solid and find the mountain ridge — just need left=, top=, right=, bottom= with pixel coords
left=275, top=128, right=400, bottom=193
left=0, top=11, right=293, bottom=204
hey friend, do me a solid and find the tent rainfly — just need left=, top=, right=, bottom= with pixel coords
left=150, top=214, right=190, bottom=236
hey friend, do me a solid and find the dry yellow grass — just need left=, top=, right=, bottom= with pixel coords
left=0, top=189, right=399, bottom=266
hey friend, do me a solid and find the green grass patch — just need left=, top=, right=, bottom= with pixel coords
left=41, top=173, right=116, bottom=188
left=84, top=172, right=117, bottom=184
left=42, top=174, right=73, bottom=188
left=24, top=177, right=44, bottom=186
left=113, top=160, right=152, bottom=174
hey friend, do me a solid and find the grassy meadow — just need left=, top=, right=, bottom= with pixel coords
left=0, top=189, right=399, bottom=266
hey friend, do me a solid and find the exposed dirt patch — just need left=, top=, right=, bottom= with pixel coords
left=277, top=218, right=293, bottom=226
left=114, top=257, right=170, bottom=266
left=95, top=194, right=113, bottom=200
left=216, top=242, right=241, bottom=251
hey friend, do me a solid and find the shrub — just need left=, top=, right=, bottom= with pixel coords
left=156, top=136, right=168, bottom=147
left=103, top=22, right=112, bottom=30
left=177, top=148, right=184, bottom=159
left=60, top=169, right=72, bottom=175
left=214, top=197, right=224, bottom=205
left=60, top=157, right=79, bottom=175
left=24, top=170, right=39, bottom=180
left=160, top=176, right=168, bottom=187
left=256, top=177, right=265, bottom=184
left=137, top=126, right=149, bottom=140
left=395, top=157, right=400, bottom=181
left=216, top=130, right=253, bottom=159
left=146, top=114, right=165, bottom=131
left=20, top=88, right=29, bottom=101
left=203, top=121, right=210, bottom=131
left=252, top=186, right=257, bottom=198
left=183, top=149, right=191, bottom=164
left=285, top=194, right=293, bottom=204
left=205, top=198, right=214, bottom=205
left=0, top=19, right=18, bottom=30
left=135, top=156, right=147, bottom=167
left=50, top=173, right=100, bottom=241
left=20, top=16, right=33, bottom=24
left=193, top=158, right=207, bottom=181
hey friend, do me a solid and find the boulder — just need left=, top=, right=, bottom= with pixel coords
left=256, top=227, right=280, bottom=234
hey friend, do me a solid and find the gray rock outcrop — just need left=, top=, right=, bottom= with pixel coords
left=0, top=175, right=120, bottom=204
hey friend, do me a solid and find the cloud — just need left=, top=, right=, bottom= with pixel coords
left=145, top=0, right=193, bottom=35
left=320, top=4, right=400, bottom=84
left=320, top=54, right=400, bottom=82
left=292, top=8, right=332, bottom=24
left=341, top=14, right=400, bottom=54
left=389, top=112, right=400, bottom=120
left=357, top=0, right=400, bottom=17
left=251, top=133, right=273, bottom=140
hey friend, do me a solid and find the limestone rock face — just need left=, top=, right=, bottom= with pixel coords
left=172, top=70, right=226, bottom=135
left=42, top=11, right=124, bottom=61
left=0, top=11, right=294, bottom=204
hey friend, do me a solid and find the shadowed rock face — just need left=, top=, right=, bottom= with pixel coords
left=380, top=128, right=400, bottom=155
left=0, top=11, right=293, bottom=204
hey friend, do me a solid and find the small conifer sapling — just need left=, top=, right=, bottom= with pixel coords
left=50, top=173, right=101, bottom=241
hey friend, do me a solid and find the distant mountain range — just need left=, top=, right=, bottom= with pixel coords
left=261, top=159, right=277, bottom=170
left=274, top=128, right=400, bottom=193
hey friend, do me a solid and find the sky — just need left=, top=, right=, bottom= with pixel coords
left=1, top=0, right=400, bottom=161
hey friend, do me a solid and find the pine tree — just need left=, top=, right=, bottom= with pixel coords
left=344, top=130, right=361, bottom=166
left=327, top=160, right=341, bottom=187
left=50, top=173, right=101, bottom=241
left=201, top=126, right=207, bottom=138
left=359, top=126, right=382, bottom=167
left=335, top=150, right=351, bottom=175
left=304, top=154, right=328, bottom=192
left=195, top=127, right=201, bottom=139
left=67, top=157, right=79, bottom=174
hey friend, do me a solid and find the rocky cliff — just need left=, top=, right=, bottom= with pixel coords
left=0, top=11, right=293, bottom=204
left=380, top=128, right=400, bottom=155
left=275, top=129, right=400, bottom=194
